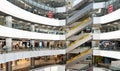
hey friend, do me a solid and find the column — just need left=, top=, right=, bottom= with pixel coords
left=5, top=16, right=12, bottom=52
left=30, top=25, right=35, bottom=50
left=31, top=25, right=35, bottom=32
left=6, top=62, right=12, bottom=71
left=92, top=26, right=101, bottom=49
left=92, top=26, right=101, bottom=34
left=92, top=26, right=101, bottom=66
left=5, top=16, right=12, bottom=71
left=0, top=64, right=2, bottom=70
left=6, top=38, right=12, bottom=52
left=5, top=16, right=12, bottom=27
left=118, top=24, right=120, bottom=30
left=30, top=57, right=35, bottom=69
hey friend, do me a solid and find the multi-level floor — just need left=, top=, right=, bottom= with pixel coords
left=0, top=0, right=120, bottom=71
left=93, top=0, right=120, bottom=71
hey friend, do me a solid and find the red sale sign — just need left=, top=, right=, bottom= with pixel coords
left=48, top=11, right=53, bottom=18
left=108, top=4, right=113, bottom=13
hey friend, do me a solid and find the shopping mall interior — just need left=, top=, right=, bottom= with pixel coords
left=0, top=0, right=120, bottom=71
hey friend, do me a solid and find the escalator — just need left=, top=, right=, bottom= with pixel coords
left=66, top=33, right=92, bottom=53
left=66, top=17, right=92, bottom=38
left=67, top=2, right=105, bottom=24
left=67, top=48, right=92, bottom=65
left=67, top=3, right=93, bottom=24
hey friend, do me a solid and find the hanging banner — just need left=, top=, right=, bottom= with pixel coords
left=108, top=4, right=113, bottom=13
left=48, top=11, right=53, bottom=18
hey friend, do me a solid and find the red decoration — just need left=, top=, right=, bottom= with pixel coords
left=108, top=4, right=113, bottom=13
left=48, top=11, right=53, bottom=18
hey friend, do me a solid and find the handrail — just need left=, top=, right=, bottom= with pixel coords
left=67, top=48, right=92, bottom=63
left=68, top=33, right=90, bottom=47
left=68, top=17, right=90, bottom=32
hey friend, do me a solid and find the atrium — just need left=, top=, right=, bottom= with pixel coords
left=0, top=0, right=120, bottom=71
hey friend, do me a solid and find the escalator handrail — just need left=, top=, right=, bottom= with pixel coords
left=68, top=17, right=90, bottom=32
left=68, top=33, right=90, bottom=47
left=67, top=48, right=92, bottom=63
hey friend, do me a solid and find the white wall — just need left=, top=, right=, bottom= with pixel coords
left=0, top=0, right=65, bottom=26
left=93, top=50, right=120, bottom=59
left=93, top=30, right=120, bottom=40
left=0, top=25, right=65, bottom=40
left=0, top=50, right=65, bottom=64
left=93, top=8, right=120, bottom=24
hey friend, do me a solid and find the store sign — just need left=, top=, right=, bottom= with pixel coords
left=108, top=4, right=113, bottom=13
left=48, top=11, right=53, bottom=18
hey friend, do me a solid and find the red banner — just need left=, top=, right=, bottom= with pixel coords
left=48, top=11, right=53, bottom=18
left=108, top=4, right=113, bottom=13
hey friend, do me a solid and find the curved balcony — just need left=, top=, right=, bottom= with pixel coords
left=0, top=25, right=65, bottom=40
left=0, top=49, right=65, bottom=64
left=93, top=50, right=120, bottom=59
left=0, top=0, right=65, bottom=26
left=93, top=30, right=120, bottom=40
left=93, top=8, right=120, bottom=24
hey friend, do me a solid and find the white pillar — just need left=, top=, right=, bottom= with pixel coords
left=92, top=26, right=100, bottom=50
left=5, top=16, right=12, bottom=27
left=31, top=40, right=35, bottom=48
left=30, top=25, right=35, bottom=49
left=5, top=16, right=12, bottom=52
left=92, top=27, right=100, bottom=33
left=31, top=25, right=35, bottom=32
left=6, top=38, right=12, bottom=51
